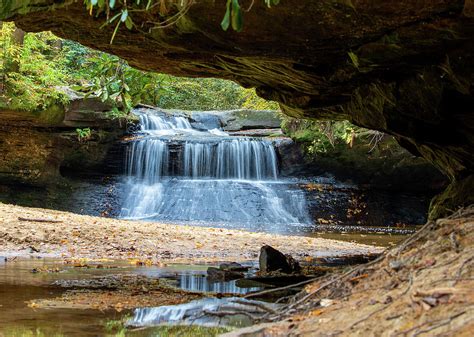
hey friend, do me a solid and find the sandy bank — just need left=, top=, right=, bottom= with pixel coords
left=0, top=203, right=382, bottom=263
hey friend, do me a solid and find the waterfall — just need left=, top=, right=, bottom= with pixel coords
left=129, top=297, right=279, bottom=328
left=183, top=140, right=278, bottom=179
left=139, top=113, right=192, bottom=131
left=127, top=139, right=169, bottom=183
left=120, top=109, right=310, bottom=230
left=178, top=273, right=261, bottom=294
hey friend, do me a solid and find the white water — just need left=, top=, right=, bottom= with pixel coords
left=120, top=109, right=311, bottom=231
left=178, top=272, right=261, bottom=294
left=129, top=297, right=279, bottom=328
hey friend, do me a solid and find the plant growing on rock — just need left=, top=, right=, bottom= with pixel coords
left=76, top=127, right=92, bottom=142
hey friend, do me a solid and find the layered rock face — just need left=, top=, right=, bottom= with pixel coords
left=1, top=0, right=473, bottom=216
left=0, top=94, right=126, bottom=186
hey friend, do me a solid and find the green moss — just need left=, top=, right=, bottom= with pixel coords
left=112, top=325, right=232, bottom=337
left=37, top=104, right=66, bottom=125
left=429, top=175, right=474, bottom=220
left=104, top=316, right=232, bottom=337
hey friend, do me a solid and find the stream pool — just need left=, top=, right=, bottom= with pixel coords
left=0, top=258, right=260, bottom=336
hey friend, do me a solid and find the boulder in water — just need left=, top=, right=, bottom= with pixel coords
left=259, top=245, right=301, bottom=274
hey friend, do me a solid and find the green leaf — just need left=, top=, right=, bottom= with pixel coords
left=146, top=0, right=153, bottom=10
left=110, top=19, right=121, bottom=44
left=91, top=0, right=98, bottom=5
left=125, top=16, right=133, bottom=30
left=231, top=0, right=243, bottom=32
left=121, top=9, right=128, bottom=22
left=348, top=51, right=359, bottom=69
left=221, top=0, right=231, bottom=31
left=109, top=0, right=116, bottom=9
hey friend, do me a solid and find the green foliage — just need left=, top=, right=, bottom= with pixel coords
left=103, top=316, right=231, bottom=337
left=76, top=127, right=92, bottom=142
left=156, top=76, right=279, bottom=111
left=282, top=117, right=356, bottom=154
left=348, top=51, right=359, bottom=69
left=0, top=23, right=69, bottom=111
left=83, top=0, right=280, bottom=39
left=0, top=326, right=65, bottom=337
left=77, top=54, right=134, bottom=113
left=0, top=22, right=278, bottom=116
left=221, top=0, right=243, bottom=32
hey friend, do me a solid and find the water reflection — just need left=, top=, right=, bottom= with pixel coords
left=178, top=272, right=261, bottom=294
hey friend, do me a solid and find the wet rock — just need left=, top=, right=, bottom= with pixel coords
left=259, top=245, right=301, bottom=274
left=219, top=262, right=249, bottom=272
left=207, top=267, right=244, bottom=281
left=243, top=275, right=310, bottom=287
left=316, top=254, right=380, bottom=267
left=189, top=112, right=222, bottom=131
left=234, top=278, right=269, bottom=289
left=228, top=129, right=283, bottom=137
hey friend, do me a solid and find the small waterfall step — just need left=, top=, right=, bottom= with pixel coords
left=129, top=297, right=281, bottom=328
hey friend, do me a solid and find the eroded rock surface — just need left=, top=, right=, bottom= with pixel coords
left=1, top=1, right=473, bottom=215
left=0, top=92, right=126, bottom=186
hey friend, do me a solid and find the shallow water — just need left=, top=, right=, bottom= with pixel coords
left=0, top=282, right=123, bottom=337
left=0, top=258, right=264, bottom=336
left=311, top=232, right=408, bottom=247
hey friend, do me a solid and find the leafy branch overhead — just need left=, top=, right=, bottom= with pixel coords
left=0, top=22, right=277, bottom=115
left=84, top=0, right=280, bottom=43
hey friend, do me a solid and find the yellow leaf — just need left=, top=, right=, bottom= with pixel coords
left=309, top=309, right=324, bottom=316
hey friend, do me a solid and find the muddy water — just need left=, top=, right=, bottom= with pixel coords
left=0, top=258, right=261, bottom=336
left=0, top=258, right=124, bottom=336
left=311, top=232, right=408, bottom=247
left=0, top=284, right=122, bottom=337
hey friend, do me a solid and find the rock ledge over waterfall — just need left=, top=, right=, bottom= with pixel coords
left=1, top=1, right=473, bottom=216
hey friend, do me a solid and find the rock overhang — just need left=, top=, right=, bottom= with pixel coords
left=1, top=0, right=473, bottom=216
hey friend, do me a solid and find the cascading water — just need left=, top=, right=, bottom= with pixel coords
left=182, top=140, right=278, bottom=179
left=120, top=108, right=311, bottom=233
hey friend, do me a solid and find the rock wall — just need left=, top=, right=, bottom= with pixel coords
left=0, top=95, right=126, bottom=186
left=276, top=135, right=448, bottom=193
left=1, top=0, right=473, bottom=217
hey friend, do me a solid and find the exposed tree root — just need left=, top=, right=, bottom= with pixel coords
left=224, top=206, right=474, bottom=336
